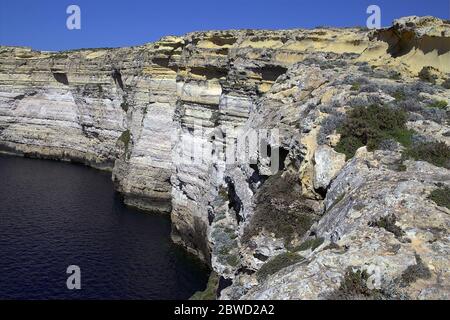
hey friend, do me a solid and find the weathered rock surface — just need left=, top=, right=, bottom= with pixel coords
left=313, top=145, right=346, bottom=191
left=0, top=16, right=449, bottom=299
left=242, top=151, right=450, bottom=299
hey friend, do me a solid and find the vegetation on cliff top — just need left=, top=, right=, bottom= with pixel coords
left=334, top=103, right=450, bottom=168
left=335, top=104, right=413, bottom=159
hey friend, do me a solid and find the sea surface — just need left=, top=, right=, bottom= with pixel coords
left=0, top=154, right=208, bottom=299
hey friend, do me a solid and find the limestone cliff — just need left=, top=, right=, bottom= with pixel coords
left=0, top=16, right=449, bottom=299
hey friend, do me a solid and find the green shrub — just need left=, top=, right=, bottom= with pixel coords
left=428, top=185, right=450, bottom=209
left=326, top=267, right=384, bottom=300
left=335, top=136, right=365, bottom=159
left=218, top=186, right=228, bottom=201
left=426, top=100, right=448, bottom=110
left=392, top=89, right=405, bottom=101
left=350, top=83, right=361, bottom=91
left=190, top=272, right=219, bottom=300
left=226, top=254, right=240, bottom=267
left=323, top=242, right=342, bottom=251
left=244, top=209, right=313, bottom=246
left=52, top=53, right=69, bottom=59
left=293, top=237, right=324, bottom=252
left=118, top=130, right=131, bottom=151
left=257, top=252, right=304, bottom=281
left=402, top=141, right=450, bottom=169
left=369, top=213, right=405, bottom=239
left=242, top=173, right=316, bottom=245
left=334, top=105, right=411, bottom=159
left=400, top=254, right=431, bottom=287
left=16, top=52, right=35, bottom=58
left=391, top=128, right=414, bottom=148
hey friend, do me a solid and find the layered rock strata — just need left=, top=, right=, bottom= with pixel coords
left=0, top=16, right=449, bottom=299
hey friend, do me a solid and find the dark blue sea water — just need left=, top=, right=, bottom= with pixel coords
left=0, top=155, right=208, bottom=299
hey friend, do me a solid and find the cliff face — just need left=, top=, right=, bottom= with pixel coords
left=1, top=16, right=449, bottom=299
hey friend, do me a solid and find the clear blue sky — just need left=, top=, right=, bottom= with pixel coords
left=0, top=0, right=448, bottom=51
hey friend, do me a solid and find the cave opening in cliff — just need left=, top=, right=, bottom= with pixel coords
left=224, top=177, right=243, bottom=223
left=253, top=65, right=288, bottom=82
left=152, top=58, right=178, bottom=72
left=189, top=66, right=228, bottom=80
left=52, top=72, right=69, bottom=85
left=111, top=69, right=124, bottom=90
left=278, top=147, right=289, bottom=172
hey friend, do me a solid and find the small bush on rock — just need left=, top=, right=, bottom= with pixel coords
left=326, top=267, right=385, bottom=300
left=428, top=185, right=450, bottom=209
left=242, top=173, right=317, bottom=245
left=392, top=89, right=405, bottom=101
left=256, top=252, right=304, bottom=281
left=293, top=237, right=324, bottom=252
left=120, top=101, right=129, bottom=112
left=118, top=130, right=130, bottom=147
left=334, top=105, right=412, bottom=159
left=402, top=141, right=450, bottom=169
left=369, top=213, right=405, bottom=239
left=118, top=130, right=131, bottom=156
left=190, top=272, right=219, bottom=300
left=350, top=82, right=361, bottom=91
left=426, top=100, right=448, bottom=110
left=388, top=71, right=401, bottom=80
left=400, top=254, right=431, bottom=287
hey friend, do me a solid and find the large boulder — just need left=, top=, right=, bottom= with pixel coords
left=313, top=145, right=346, bottom=191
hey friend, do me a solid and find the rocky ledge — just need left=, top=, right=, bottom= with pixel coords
left=0, top=16, right=449, bottom=299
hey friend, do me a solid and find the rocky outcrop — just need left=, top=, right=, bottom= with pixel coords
left=241, top=151, right=450, bottom=299
left=313, top=145, right=346, bottom=191
left=0, top=38, right=184, bottom=212
left=367, top=16, right=450, bottom=76
left=0, top=16, right=449, bottom=299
